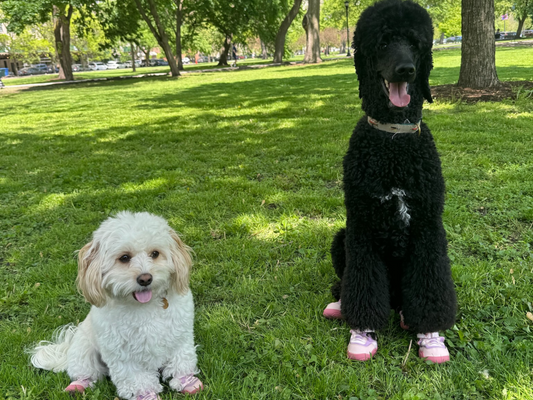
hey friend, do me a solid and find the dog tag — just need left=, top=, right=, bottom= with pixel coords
left=162, top=298, right=169, bottom=309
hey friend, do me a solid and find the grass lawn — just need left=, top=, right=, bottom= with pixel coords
left=1, top=46, right=533, bottom=400
left=2, top=54, right=350, bottom=87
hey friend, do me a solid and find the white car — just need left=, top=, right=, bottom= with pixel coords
left=106, top=61, right=120, bottom=69
left=182, top=57, right=190, bottom=65
left=89, top=62, right=108, bottom=71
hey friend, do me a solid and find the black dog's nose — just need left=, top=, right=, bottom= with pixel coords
left=395, top=63, right=416, bottom=78
left=137, top=273, right=153, bottom=287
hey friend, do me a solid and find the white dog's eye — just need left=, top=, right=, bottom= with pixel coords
left=119, top=254, right=131, bottom=263
left=151, top=251, right=160, bottom=259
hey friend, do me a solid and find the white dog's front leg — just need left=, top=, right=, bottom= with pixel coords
left=162, top=341, right=200, bottom=392
left=108, top=363, right=162, bottom=400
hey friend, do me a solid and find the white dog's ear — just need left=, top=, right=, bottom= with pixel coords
left=169, top=230, right=193, bottom=295
left=76, top=241, right=106, bottom=307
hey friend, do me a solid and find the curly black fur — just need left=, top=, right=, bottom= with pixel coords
left=330, top=0, right=456, bottom=334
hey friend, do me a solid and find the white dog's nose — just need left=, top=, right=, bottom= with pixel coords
left=137, top=274, right=153, bottom=287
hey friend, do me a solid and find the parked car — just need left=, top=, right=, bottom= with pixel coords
left=182, top=57, right=190, bottom=64
left=523, top=29, right=533, bottom=37
left=106, top=60, right=120, bottom=69
left=88, top=62, right=108, bottom=71
left=18, top=67, right=41, bottom=76
left=150, top=59, right=169, bottom=66
left=72, top=64, right=82, bottom=72
left=32, top=63, right=49, bottom=73
left=500, top=31, right=517, bottom=40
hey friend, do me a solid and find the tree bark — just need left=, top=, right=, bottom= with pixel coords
left=141, top=46, right=150, bottom=66
left=457, top=0, right=499, bottom=88
left=515, top=14, right=527, bottom=38
left=218, top=35, right=231, bottom=66
left=303, top=0, right=321, bottom=64
left=53, top=5, right=74, bottom=81
left=131, top=42, right=136, bottom=72
left=175, top=0, right=184, bottom=71
left=134, top=0, right=180, bottom=77
left=260, top=40, right=268, bottom=59
left=515, top=0, right=529, bottom=38
left=273, top=0, right=303, bottom=63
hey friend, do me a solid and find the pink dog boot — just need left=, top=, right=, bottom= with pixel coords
left=417, top=332, right=450, bottom=363
left=137, top=393, right=161, bottom=400
left=323, top=300, right=343, bottom=319
left=65, top=378, right=93, bottom=394
left=179, top=374, right=204, bottom=394
left=347, top=330, right=377, bottom=361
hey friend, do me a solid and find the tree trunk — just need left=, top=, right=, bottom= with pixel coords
left=457, top=0, right=499, bottom=88
left=260, top=40, right=268, bottom=59
left=141, top=46, right=150, bottom=66
left=134, top=0, right=180, bottom=77
left=175, top=0, right=184, bottom=71
left=11, top=57, right=19, bottom=76
left=439, top=32, right=444, bottom=44
left=53, top=5, right=74, bottom=81
left=273, top=0, right=303, bottom=63
left=218, top=35, right=231, bottom=66
left=303, top=0, right=321, bottom=64
left=516, top=14, right=527, bottom=38
left=131, top=42, right=136, bottom=72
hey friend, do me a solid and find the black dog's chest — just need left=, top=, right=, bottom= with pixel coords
left=343, top=121, right=445, bottom=237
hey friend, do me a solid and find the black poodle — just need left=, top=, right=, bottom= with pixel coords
left=323, top=0, right=456, bottom=363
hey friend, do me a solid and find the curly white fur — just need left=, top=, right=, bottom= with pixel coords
left=29, top=211, right=200, bottom=400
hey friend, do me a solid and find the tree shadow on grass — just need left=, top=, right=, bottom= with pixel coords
left=2, top=61, right=533, bottom=397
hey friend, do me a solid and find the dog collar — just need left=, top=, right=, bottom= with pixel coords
left=367, top=116, right=421, bottom=134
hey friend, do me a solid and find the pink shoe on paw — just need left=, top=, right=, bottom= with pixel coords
left=323, top=300, right=343, bottom=319
left=347, top=330, right=377, bottom=361
left=417, top=332, right=450, bottom=363
left=179, top=374, right=204, bottom=394
left=65, top=378, right=92, bottom=394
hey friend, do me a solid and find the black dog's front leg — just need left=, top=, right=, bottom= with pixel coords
left=341, top=221, right=391, bottom=331
left=400, top=222, right=457, bottom=333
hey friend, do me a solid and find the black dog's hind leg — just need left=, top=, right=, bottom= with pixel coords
left=400, top=222, right=457, bottom=333
left=340, top=220, right=390, bottom=331
left=330, top=228, right=346, bottom=300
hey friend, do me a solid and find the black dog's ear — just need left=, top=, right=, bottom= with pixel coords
left=419, top=50, right=433, bottom=103
left=353, top=30, right=368, bottom=99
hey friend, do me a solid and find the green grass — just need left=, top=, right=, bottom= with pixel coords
left=1, top=46, right=533, bottom=400
left=2, top=54, right=349, bottom=87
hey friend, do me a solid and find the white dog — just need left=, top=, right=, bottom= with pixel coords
left=30, top=212, right=203, bottom=400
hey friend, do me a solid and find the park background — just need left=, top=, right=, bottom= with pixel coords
left=1, top=0, right=533, bottom=399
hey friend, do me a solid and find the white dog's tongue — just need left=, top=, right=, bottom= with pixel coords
left=133, top=290, right=152, bottom=303
left=389, top=82, right=410, bottom=107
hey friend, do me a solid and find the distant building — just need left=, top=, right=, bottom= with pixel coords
left=0, top=22, right=23, bottom=73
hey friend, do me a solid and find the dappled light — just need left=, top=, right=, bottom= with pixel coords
left=1, top=47, right=533, bottom=399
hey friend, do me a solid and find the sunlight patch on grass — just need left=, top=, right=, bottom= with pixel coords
left=1, top=48, right=533, bottom=399
left=35, top=193, right=68, bottom=211
left=121, top=178, right=168, bottom=193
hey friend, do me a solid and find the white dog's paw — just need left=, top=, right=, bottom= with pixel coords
left=169, top=374, right=204, bottom=394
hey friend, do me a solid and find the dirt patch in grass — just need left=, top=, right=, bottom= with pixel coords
left=432, top=80, right=533, bottom=103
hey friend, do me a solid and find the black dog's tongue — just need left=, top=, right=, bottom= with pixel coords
left=389, top=82, right=410, bottom=107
